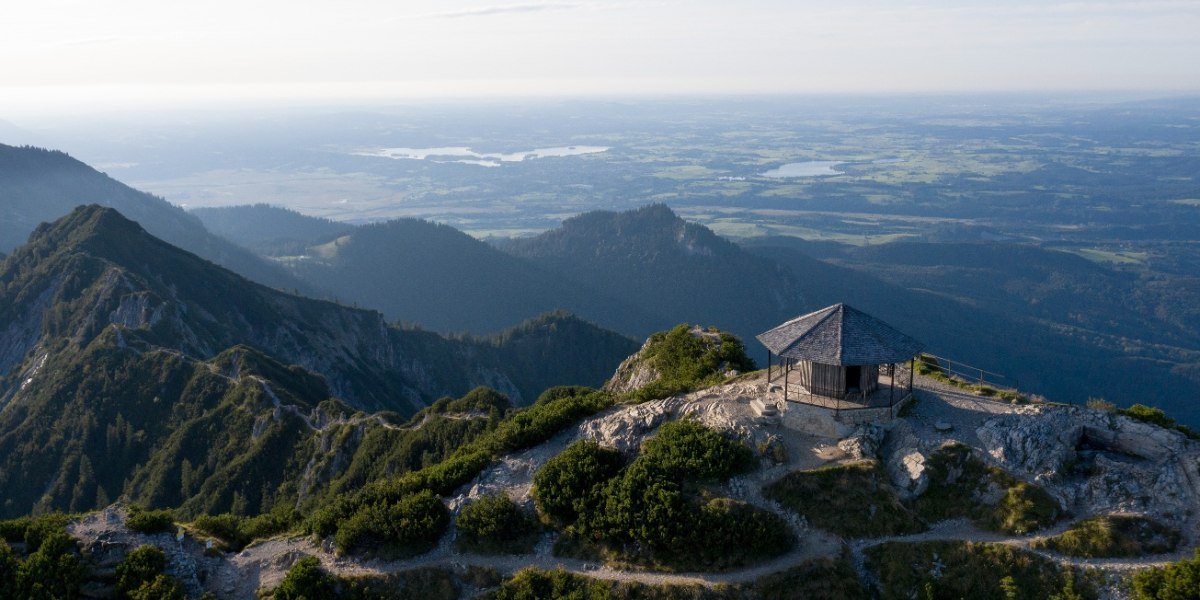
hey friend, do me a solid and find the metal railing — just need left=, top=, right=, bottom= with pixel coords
left=915, top=353, right=1019, bottom=391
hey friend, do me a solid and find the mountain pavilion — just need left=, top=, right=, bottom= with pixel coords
left=757, top=303, right=923, bottom=417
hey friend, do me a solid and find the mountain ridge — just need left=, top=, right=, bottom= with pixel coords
left=0, top=205, right=637, bottom=517
left=0, top=144, right=307, bottom=292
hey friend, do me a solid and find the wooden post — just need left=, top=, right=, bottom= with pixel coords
left=890, top=363, right=896, bottom=415
left=766, top=350, right=772, bottom=383
left=783, top=359, right=789, bottom=402
left=909, top=357, right=915, bottom=396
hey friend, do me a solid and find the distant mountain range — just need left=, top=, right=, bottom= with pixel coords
left=196, top=203, right=1200, bottom=423
left=4, top=142, right=1196, bottom=421
left=0, top=144, right=304, bottom=291
left=0, top=205, right=636, bottom=517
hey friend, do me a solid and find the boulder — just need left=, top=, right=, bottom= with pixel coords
left=976, top=408, right=1082, bottom=482
left=838, top=423, right=885, bottom=460
left=603, top=337, right=661, bottom=394
left=882, top=421, right=928, bottom=497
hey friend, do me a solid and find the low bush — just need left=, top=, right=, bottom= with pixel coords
left=272, top=556, right=337, bottom=600
left=485, top=568, right=615, bottom=600
left=752, top=553, right=870, bottom=599
left=533, top=441, right=625, bottom=527
left=125, top=507, right=175, bottom=534
left=1133, top=549, right=1200, bottom=600
left=866, top=540, right=1095, bottom=600
left=12, top=531, right=85, bottom=599
left=484, top=556, right=869, bottom=600
left=639, top=420, right=754, bottom=481
left=0, top=513, right=73, bottom=551
left=1038, top=515, right=1180, bottom=558
left=114, top=545, right=185, bottom=600
left=307, top=387, right=614, bottom=553
left=628, top=325, right=756, bottom=402
left=333, top=491, right=448, bottom=557
left=272, top=558, right=460, bottom=600
left=190, top=505, right=300, bottom=551
left=535, top=422, right=791, bottom=572
left=764, top=460, right=926, bottom=538
left=1120, top=404, right=1200, bottom=440
left=455, top=493, right=540, bottom=555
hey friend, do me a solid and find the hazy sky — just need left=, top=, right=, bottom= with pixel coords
left=3, top=0, right=1199, bottom=115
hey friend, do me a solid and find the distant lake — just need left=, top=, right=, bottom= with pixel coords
left=356, top=145, right=610, bottom=167
left=761, top=161, right=844, bottom=178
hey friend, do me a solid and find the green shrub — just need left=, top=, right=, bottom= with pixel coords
left=455, top=493, right=540, bottom=555
left=533, top=441, right=625, bottom=527
left=1037, top=515, right=1179, bottom=559
left=0, top=514, right=85, bottom=599
left=629, top=325, right=756, bottom=402
left=190, top=505, right=302, bottom=551
left=535, top=386, right=596, bottom=406
left=639, top=419, right=754, bottom=481
left=308, top=387, right=613, bottom=548
left=272, top=556, right=337, bottom=600
left=536, top=422, right=792, bottom=572
left=15, top=514, right=73, bottom=553
left=0, top=542, right=16, bottom=598
left=684, top=497, right=794, bottom=571
left=487, top=568, right=613, bottom=600
left=593, top=458, right=690, bottom=549
left=126, top=507, right=175, bottom=534
left=115, top=545, right=166, bottom=596
left=752, top=553, right=869, bottom=599
left=979, top=480, right=1062, bottom=535
left=0, top=517, right=31, bottom=545
left=1120, top=404, right=1200, bottom=440
left=333, top=491, right=448, bottom=557
left=341, top=567, right=459, bottom=600
left=1133, top=549, right=1200, bottom=600
left=127, top=574, right=185, bottom=600
left=486, top=557, right=869, bottom=599
left=114, top=545, right=183, bottom=600
left=764, top=460, right=926, bottom=538
left=1122, top=404, right=1176, bottom=428
left=15, top=532, right=85, bottom=600
left=866, top=540, right=1095, bottom=600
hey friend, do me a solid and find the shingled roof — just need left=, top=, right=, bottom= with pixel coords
left=756, top=303, right=923, bottom=366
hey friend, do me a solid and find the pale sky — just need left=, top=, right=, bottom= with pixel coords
left=3, top=0, right=1199, bottom=115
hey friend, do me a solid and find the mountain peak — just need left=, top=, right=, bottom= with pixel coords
left=23, top=204, right=163, bottom=266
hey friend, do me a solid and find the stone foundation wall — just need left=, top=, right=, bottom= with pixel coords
left=779, top=393, right=913, bottom=437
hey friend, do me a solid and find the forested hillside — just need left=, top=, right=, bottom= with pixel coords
left=192, top=204, right=353, bottom=256
left=261, top=216, right=662, bottom=335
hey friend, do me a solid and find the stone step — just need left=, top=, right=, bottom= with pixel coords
left=751, top=398, right=779, bottom=417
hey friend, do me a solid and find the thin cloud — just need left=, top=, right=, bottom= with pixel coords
left=50, top=36, right=123, bottom=48
left=406, top=2, right=580, bottom=20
